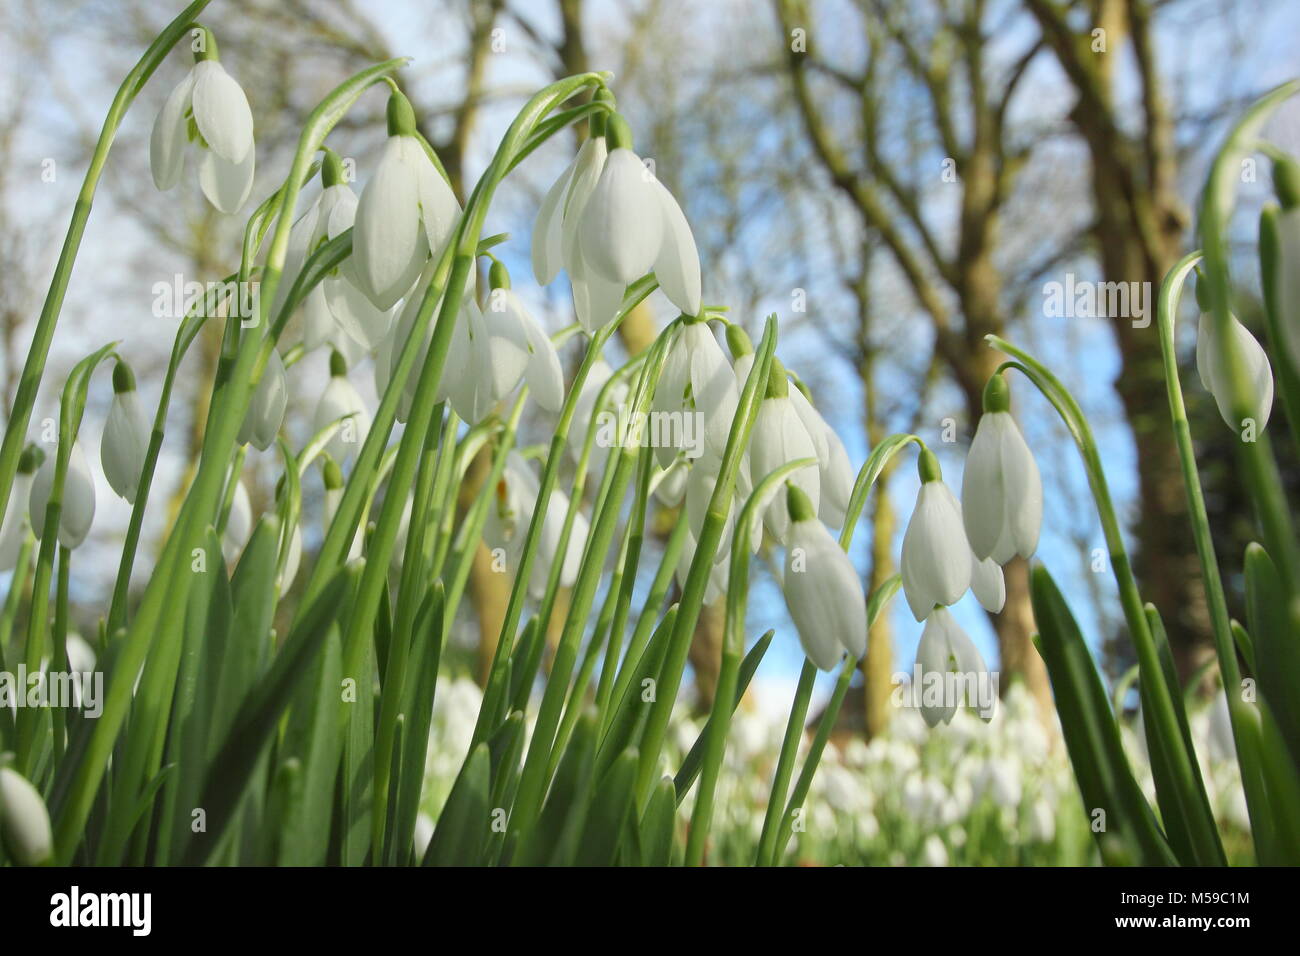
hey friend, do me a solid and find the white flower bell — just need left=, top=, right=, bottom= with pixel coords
left=221, top=477, right=252, bottom=565
left=901, top=448, right=970, bottom=621
left=237, top=347, right=288, bottom=451
left=483, top=263, right=565, bottom=414
left=749, top=360, right=819, bottom=543
left=29, top=440, right=96, bottom=550
left=150, top=28, right=255, bottom=214
left=914, top=606, right=992, bottom=727
left=781, top=485, right=867, bottom=671
left=654, top=319, right=739, bottom=467
left=101, top=360, right=151, bottom=504
left=960, top=374, right=1042, bottom=564
left=1194, top=284, right=1274, bottom=433
left=313, top=351, right=370, bottom=464
left=0, top=765, right=53, bottom=866
left=785, top=373, right=854, bottom=529
left=353, top=91, right=461, bottom=311
left=970, top=553, right=1006, bottom=613
left=0, top=445, right=42, bottom=571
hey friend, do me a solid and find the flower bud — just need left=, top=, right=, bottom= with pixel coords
left=29, top=440, right=96, bottom=550
left=0, top=765, right=53, bottom=866
left=238, top=348, right=288, bottom=451
left=101, top=360, right=151, bottom=503
left=901, top=450, right=970, bottom=621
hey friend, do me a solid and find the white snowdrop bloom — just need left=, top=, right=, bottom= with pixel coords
left=440, top=296, right=529, bottom=425
left=278, top=520, right=303, bottom=592
left=313, top=352, right=370, bottom=464
left=787, top=380, right=854, bottom=529
left=484, top=266, right=564, bottom=414
left=483, top=452, right=587, bottom=598
left=1195, top=310, right=1274, bottom=432
left=237, top=347, right=288, bottom=451
left=0, top=445, right=42, bottom=571
left=0, top=766, right=53, bottom=866
left=977, top=757, right=1023, bottom=809
left=654, top=320, right=739, bottom=466
left=100, top=361, right=151, bottom=504
left=901, top=449, right=970, bottom=621
left=221, top=478, right=252, bottom=565
left=914, top=606, right=991, bottom=727
left=322, top=460, right=363, bottom=562
left=150, top=33, right=255, bottom=214
left=920, top=835, right=949, bottom=868
left=960, top=375, right=1042, bottom=564
left=749, top=364, right=819, bottom=544
left=970, top=552, right=1006, bottom=613
left=280, top=152, right=396, bottom=354
left=652, top=459, right=688, bottom=506
left=781, top=486, right=867, bottom=670
left=352, top=92, right=461, bottom=311
left=574, top=115, right=701, bottom=316
left=29, top=440, right=95, bottom=550
left=533, top=136, right=607, bottom=285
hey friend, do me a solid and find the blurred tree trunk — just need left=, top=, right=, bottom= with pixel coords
left=1025, top=0, right=1211, bottom=683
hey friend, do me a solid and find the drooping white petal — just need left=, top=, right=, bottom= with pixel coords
left=411, top=138, right=461, bottom=259
left=578, top=148, right=664, bottom=285
left=901, top=479, right=971, bottom=621
left=999, top=416, right=1043, bottom=562
left=353, top=136, right=428, bottom=311
left=970, top=553, right=1006, bottom=613
left=652, top=180, right=701, bottom=316
left=0, top=766, right=53, bottom=866
left=221, top=479, right=252, bottom=565
left=238, top=348, right=288, bottom=450
left=326, top=275, right=395, bottom=353
left=569, top=250, right=626, bottom=333
left=962, top=411, right=1041, bottom=564
left=1196, top=311, right=1274, bottom=431
left=149, top=70, right=196, bottom=190
left=685, top=324, right=740, bottom=462
left=101, top=390, right=151, bottom=503
left=29, top=441, right=96, bottom=550
left=653, top=459, right=688, bottom=506
left=278, top=521, right=303, bottom=591
left=559, top=138, right=608, bottom=273
left=819, top=427, right=854, bottom=529
left=198, top=145, right=255, bottom=214
left=750, top=397, right=820, bottom=543
left=783, top=517, right=867, bottom=669
left=532, top=154, right=576, bottom=285
left=514, top=297, right=564, bottom=413
left=190, top=60, right=254, bottom=163
left=314, top=374, right=370, bottom=464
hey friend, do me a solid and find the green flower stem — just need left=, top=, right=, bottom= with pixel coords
left=1258, top=206, right=1300, bottom=456
left=469, top=276, right=659, bottom=748
left=598, top=506, right=689, bottom=738
left=754, top=659, right=816, bottom=866
left=51, top=546, right=71, bottom=764
left=108, top=277, right=240, bottom=633
left=634, top=315, right=779, bottom=805
left=0, top=1, right=211, bottom=545
left=52, top=59, right=409, bottom=861
left=508, top=327, right=680, bottom=847
left=1197, top=80, right=1300, bottom=594
left=987, top=334, right=1225, bottom=866
left=687, top=456, right=817, bottom=866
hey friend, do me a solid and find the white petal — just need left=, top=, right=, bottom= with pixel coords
left=30, top=442, right=96, bottom=549
left=222, top=480, right=252, bottom=564
left=326, top=275, right=395, bottom=352
left=686, top=324, right=739, bottom=461
left=519, top=306, right=565, bottom=413
left=238, top=348, right=288, bottom=450
left=198, top=145, right=255, bottom=214
left=569, top=251, right=626, bottom=333
left=149, top=70, right=196, bottom=190
left=750, top=397, right=819, bottom=543
left=1198, top=311, right=1274, bottom=431
left=783, top=519, right=866, bottom=669
left=653, top=180, right=701, bottom=315
left=101, top=391, right=151, bottom=503
left=354, top=137, right=428, bottom=310
left=819, top=427, right=854, bottom=528
left=901, top=480, right=971, bottom=621
left=410, top=138, right=461, bottom=259
left=532, top=154, right=576, bottom=284
left=970, top=553, right=1006, bottom=613
left=190, top=60, right=254, bottom=163
left=314, top=375, right=370, bottom=463
left=961, top=413, right=1007, bottom=561
left=578, top=148, right=664, bottom=284
left=0, top=767, right=53, bottom=865
left=998, top=415, right=1043, bottom=560
left=0, top=474, right=33, bottom=571
left=559, top=138, right=608, bottom=272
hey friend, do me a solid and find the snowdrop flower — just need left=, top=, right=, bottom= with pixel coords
left=483, top=452, right=587, bottom=598
left=0, top=765, right=53, bottom=866
left=901, top=449, right=970, bottom=621
left=749, top=360, right=820, bottom=543
left=353, top=91, right=461, bottom=311
left=237, top=347, right=288, bottom=451
left=281, top=150, right=395, bottom=354
left=441, top=295, right=528, bottom=425
left=787, top=377, right=854, bottom=529
left=576, top=114, right=701, bottom=316
left=30, top=440, right=95, bottom=550
left=781, top=485, right=867, bottom=670
left=1194, top=304, right=1274, bottom=432
left=919, top=834, right=949, bottom=867
left=101, top=361, right=151, bottom=503
left=675, top=525, right=729, bottom=606
left=915, top=606, right=992, bottom=727
left=322, top=459, right=363, bottom=562
left=221, top=478, right=252, bottom=565
left=654, top=319, right=739, bottom=466
left=0, top=445, right=42, bottom=571
left=278, top=521, right=303, bottom=592
left=150, top=29, right=255, bottom=214
left=484, top=263, right=564, bottom=413
left=970, top=553, right=1006, bottom=613
left=313, top=351, right=370, bottom=464
left=961, top=374, right=1042, bottom=564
